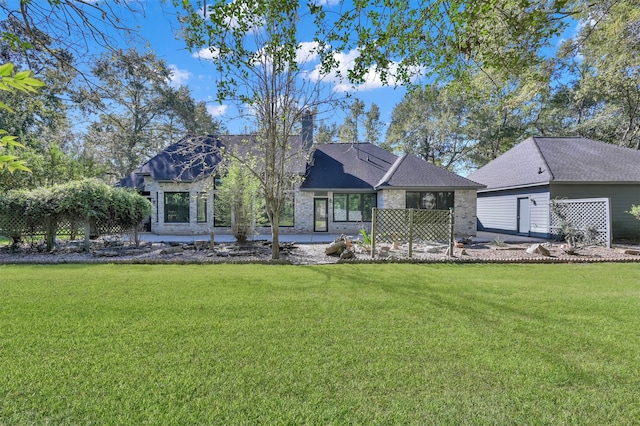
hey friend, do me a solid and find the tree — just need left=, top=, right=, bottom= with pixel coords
left=315, top=121, right=338, bottom=144
left=156, top=85, right=224, bottom=141
left=0, top=1, right=144, bottom=80
left=463, top=71, right=532, bottom=167
left=337, top=99, right=383, bottom=145
left=385, top=85, right=472, bottom=169
left=0, top=18, right=87, bottom=188
left=0, top=62, right=44, bottom=173
left=214, top=153, right=265, bottom=243
left=364, top=103, right=383, bottom=145
left=74, top=48, right=176, bottom=177
left=562, top=0, right=640, bottom=149
left=176, top=0, right=342, bottom=259
left=0, top=3, right=156, bottom=187
left=76, top=48, right=224, bottom=178
left=338, top=98, right=365, bottom=143
left=310, top=0, right=580, bottom=86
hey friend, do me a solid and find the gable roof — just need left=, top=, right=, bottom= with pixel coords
left=119, top=134, right=306, bottom=191
left=376, top=154, right=484, bottom=189
left=468, top=137, right=640, bottom=191
left=300, top=143, right=483, bottom=191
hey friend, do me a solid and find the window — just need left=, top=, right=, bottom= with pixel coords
left=256, top=194, right=295, bottom=227
left=164, top=192, right=190, bottom=223
left=197, top=194, right=207, bottom=223
left=333, top=193, right=376, bottom=222
left=280, top=194, right=295, bottom=227
left=213, top=193, right=231, bottom=227
left=406, top=191, right=454, bottom=210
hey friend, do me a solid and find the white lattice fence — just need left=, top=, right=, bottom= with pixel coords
left=549, top=198, right=611, bottom=247
left=371, top=208, right=454, bottom=257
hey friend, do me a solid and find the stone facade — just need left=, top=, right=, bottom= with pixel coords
left=293, top=191, right=314, bottom=232
left=144, top=177, right=215, bottom=235
left=142, top=179, right=478, bottom=237
left=453, top=189, right=478, bottom=237
left=378, top=189, right=405, bottom=209
left=377, top=188, right=478, bottom=237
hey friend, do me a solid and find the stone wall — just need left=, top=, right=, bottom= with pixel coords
left=379, top=188, right=478, bottom=236
left=378, top=189, right=404, bottom=209
left=294, top=191, right=314, bottom=232
left=453, top=189, right=478, bottom=237
left=142, top=177, right=478, bottom=237
left=145, top=178, right=214, bottom=235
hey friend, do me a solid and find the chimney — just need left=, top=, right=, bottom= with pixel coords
left=301, top=110, right=314, bottom=150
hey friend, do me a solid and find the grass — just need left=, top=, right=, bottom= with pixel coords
left=1, top=263, right=639, bottom=424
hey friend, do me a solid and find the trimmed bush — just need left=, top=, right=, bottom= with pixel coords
left=0, top=179, right=150, bottom=249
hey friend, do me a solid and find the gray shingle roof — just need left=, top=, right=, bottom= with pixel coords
left=119, top=134, right=306, bottom=191
left=377, top=154, right=484, bottom=189
left=301, top=143, right=484, bottom=190
left=468, top=137, right=640, bottom=191
left=300, top=143, right=396, bottom=190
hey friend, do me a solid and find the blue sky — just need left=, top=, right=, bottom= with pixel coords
left=123, top=1, right=409, bottom=136
left=127, top=1, right=579, bottom=138
left=5, top=1, right=578, bottom=138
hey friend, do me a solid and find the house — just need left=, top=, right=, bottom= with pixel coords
left=118, top=133, right=308, bottom=235
left=467, top=137, right=640, bottom=239
left=299, top=143, right=484, bottom=236
left=120, top=131, right=485, bottom=237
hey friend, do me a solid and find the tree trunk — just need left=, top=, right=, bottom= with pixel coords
left=271, top=212, right=280, bottom=260
left=45, top=217, right=57, bottom=251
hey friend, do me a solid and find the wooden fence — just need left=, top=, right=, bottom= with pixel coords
left=371, top=208, right=454, bottom=257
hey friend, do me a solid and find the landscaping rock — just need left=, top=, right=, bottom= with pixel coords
left=160, top=246, right=184, bottom=255
left=325, top=240, right=346, bottom=256
left=340, top=250, right=355, bottom=260
left=526, top=243, right=551, bottom=256
left=94, top=250, right=120, bottom=257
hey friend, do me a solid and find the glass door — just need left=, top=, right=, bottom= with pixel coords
left=314, top=198, right=328, bottom=232
left=517, top=197, right=530, bottom=234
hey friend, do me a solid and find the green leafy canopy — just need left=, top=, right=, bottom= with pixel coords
left=0, top=62, right=45, bottom=173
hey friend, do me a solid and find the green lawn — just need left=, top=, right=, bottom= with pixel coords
left=1, top=264, right=639, bottom=424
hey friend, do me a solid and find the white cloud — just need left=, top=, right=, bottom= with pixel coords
left=207, top=104, right=229, bottom=117
left=168, top=65, right=191, bottom=87
left=307, top=48, right=424, bottom=93
left=309, top=0, right=341, bottom=6
left=296, top=41, right=320, bottom=64
left=193, top=40, right=318, bottom=67
left=193, top=46, right=220, bottom=60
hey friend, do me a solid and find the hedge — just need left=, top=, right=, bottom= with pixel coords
left=0, top=179, right=151, bottom=249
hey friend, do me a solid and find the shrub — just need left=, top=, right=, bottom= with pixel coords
left=0, top=179, right=150, bottom=249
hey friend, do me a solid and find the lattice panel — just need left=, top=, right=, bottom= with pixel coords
left=549, top=198, right=610, bottom=246
left=373, top=208, right=451, bottom=245
left=373, top=209, right=410, bottom=243
left=0, top=216, right=45, bottom=236
left=411, top=210, right=451, bottom=242
left=0, top=215, right=132, bottom=240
